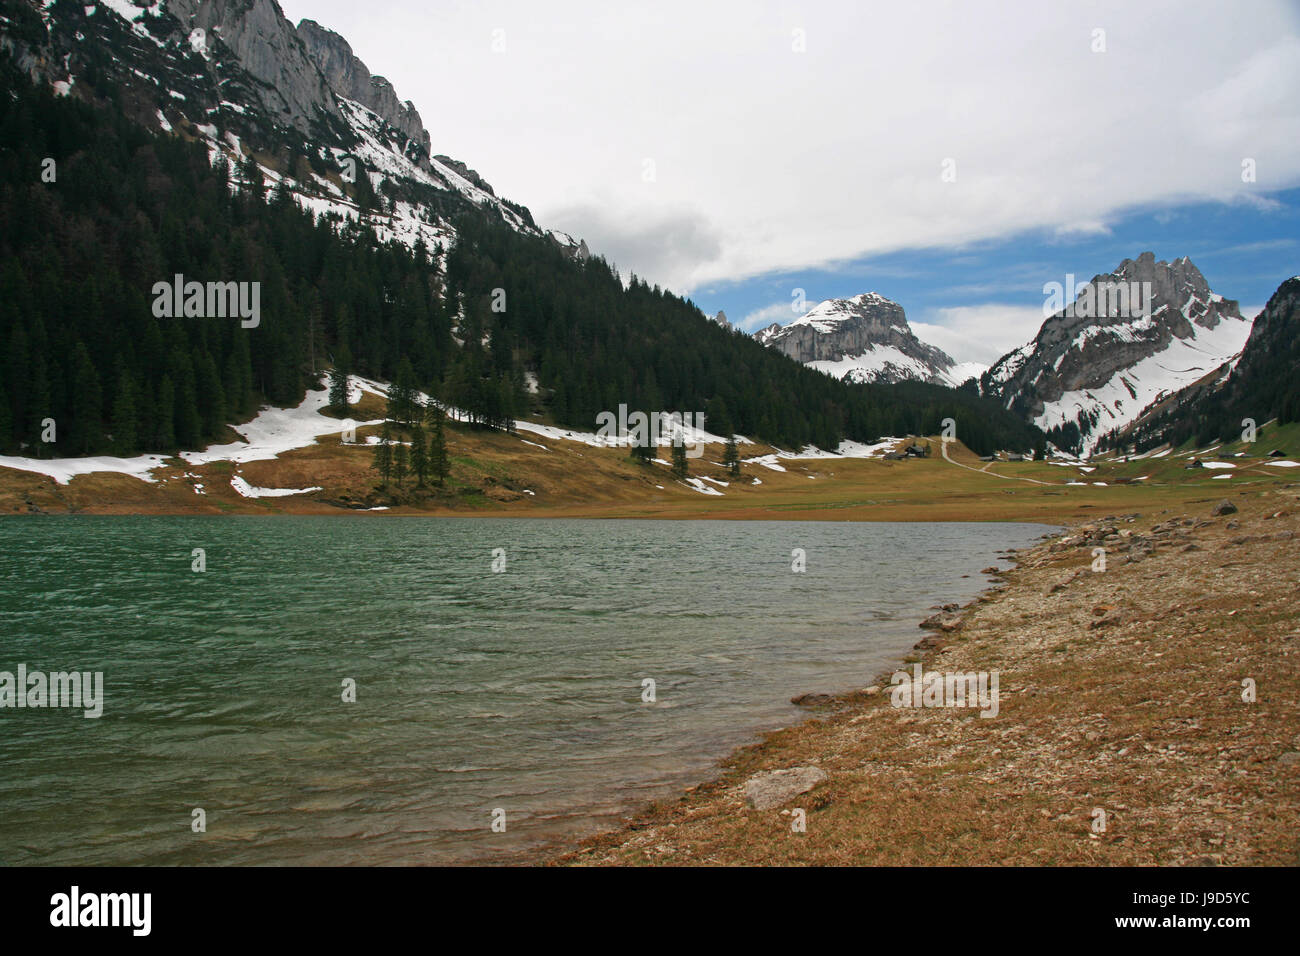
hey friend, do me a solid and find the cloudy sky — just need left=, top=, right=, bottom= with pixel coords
left=279, top=0, right=1300, bottom=364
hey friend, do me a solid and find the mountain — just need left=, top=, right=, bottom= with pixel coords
left=0, top=0, right=567, bottom=254
left=0, top=0, right=1047, bottom=466
left=1104, top=275, right=1300, bottom=453
left=754, top=293, right=986, bottom=387
left=981, top=252, right=1252, bottom=457
left=0, top=38, right=1044, bottom=461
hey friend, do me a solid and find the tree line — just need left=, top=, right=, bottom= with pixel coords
left=0, top=53, right=1043, bottom=462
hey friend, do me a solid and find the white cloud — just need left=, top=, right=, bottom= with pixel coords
left=280, top=0, right=1300, bottom=293
left=738, top=301, right=800, bottom=333
left=1052, top=221, right=1112, bottom=239
left=543, top=200, right=722, bottom=287
left=912, top=305, right=1049, bottom=366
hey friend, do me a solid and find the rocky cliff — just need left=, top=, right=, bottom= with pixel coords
left=0, top=0, right=571, bottom=253
left=296, top=17, right=431, bottom=156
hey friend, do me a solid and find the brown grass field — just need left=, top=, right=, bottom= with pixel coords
left=4, top=411, right=1298, bottom=525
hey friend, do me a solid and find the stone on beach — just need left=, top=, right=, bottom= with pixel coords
left=745, top=766, right=828, bottom=810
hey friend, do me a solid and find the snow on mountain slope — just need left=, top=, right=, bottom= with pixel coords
left=3, top=0, right=577, bottom=258
left=1036, top=313, right=1250, bottom=447
left=982, top=252, right=1251, bottom=456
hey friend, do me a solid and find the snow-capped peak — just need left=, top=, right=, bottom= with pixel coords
left=981, top=252, right=1251, bottom=456
left=755, top=293, right=985, bottom=387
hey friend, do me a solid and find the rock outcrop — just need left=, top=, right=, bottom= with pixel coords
left=166, top=0, right=340, bottom=134
left=297, top=18, right=431, bottom=155
left=1, top=0, right=543, bottom=251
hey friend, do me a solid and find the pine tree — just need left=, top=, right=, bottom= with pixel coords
left=69, top=342, right=103, bottom=455
left=329, top=344, right=352, bottom=412
left=112, top=360, right=138, bottom=455
left=428, top=404, right=449, bottom=486
left=155, top=375, right=176, bottom=451
left=671, top=439, right=689, bottom=479
left=372, top=422, right=393, bottom=485
left=387, top=356, right=419, bottom=428
left=392, top=441, right=409, bottom=488
left=724, top=435, right=741, bottom=477
left=410, top=424, right=429, bottom=487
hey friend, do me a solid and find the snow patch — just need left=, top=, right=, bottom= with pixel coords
left=230, top=476, right=321, bottom=498
left=683, top=477, right=723, bottom=496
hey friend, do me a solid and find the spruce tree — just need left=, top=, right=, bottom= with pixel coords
left=0, top=391, right=11, bottom=454
left=171, top=353, right=202, bottom=450
left=410, top=424, right=429, bottom=487
left=372, top=422, right=393, bottom=485
left=428, top=404, right=449, bottom=486
left=112, top=360, right=138, bottom=456
left=0, top=72, right=1046, bottom=461
left=387, top=356, right=419, bottom=428
left=155, top=375, right=176, bottom=451
left=29, top=356, right=49, bottom=456
left=671, top=439, right=689, bottom=479
left=329, top=345, right=352, bottom=412
left=724, top=435, right=741, bottom=478
left=69, top=342, right=103, bottom=455
left=241, top=155, right=264, bottom=202
left=392, top=441, right=409, bottom=489
left=196, top=351, right=226, bottom=440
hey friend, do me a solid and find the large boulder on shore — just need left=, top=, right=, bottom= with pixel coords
left=744, top=767, right=828, bottom=810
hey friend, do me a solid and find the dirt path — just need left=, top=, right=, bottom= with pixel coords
left=941, top=439, right=1057, bottom=485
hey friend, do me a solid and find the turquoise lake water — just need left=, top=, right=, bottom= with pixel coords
left=0, top=516, right=1053, bottom=864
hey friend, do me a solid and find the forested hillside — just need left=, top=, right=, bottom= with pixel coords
left=440, top=217, right=1044, bottom=454
left=0, top=56, right=451, bottom=457
left=0, top=56, right=1042, bottom=459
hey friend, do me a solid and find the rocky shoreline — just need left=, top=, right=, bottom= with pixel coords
left=554, top=486, right=1300, bottom=865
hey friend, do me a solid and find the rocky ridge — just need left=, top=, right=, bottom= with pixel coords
left=756, top=293, right=979, bottom=386
left=982, top=252, right=1251, bottom=457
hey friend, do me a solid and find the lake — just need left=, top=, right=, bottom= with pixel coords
left=0, top=516, right=1053, bottom=865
